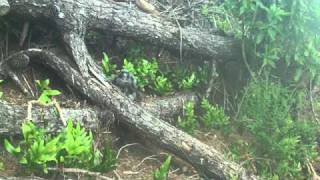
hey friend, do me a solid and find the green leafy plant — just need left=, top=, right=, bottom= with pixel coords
left=153, top=75, right=173, bottom=95
left=35, top=79, right=61, bottom=104
left=102, top=52, right=117, bottom=77
left=200, top=98, right=230, bottom=131
left=178, top=72, right=198, bottom=90
left=122, top=58, right=136, bottom=75
left=4, top=121, right=59, bottom=173
left=4, top=120, right=117, bottom=174
left=123, top=58, right=158, bottom=90
left=177, top=102, right=197, bottom=135
left=237, top=80, right=319, bottom=179
left=123, top=58, right=174, bottom=96
left=122, top=57, right=208, bottom=95
left=219, top=0, right=320, bottom=83
left=153, top=155, right=172, bottom=180
left=57, top=120, right=93, bottom=168
left=166, top=65, right=205, bottom=90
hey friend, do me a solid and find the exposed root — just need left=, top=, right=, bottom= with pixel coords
left=116, top=143, right=140, bottom=159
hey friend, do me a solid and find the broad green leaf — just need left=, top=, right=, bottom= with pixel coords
left=4, top=139, right=21, bottom=155
left=43, top=89, right=61, bottom=96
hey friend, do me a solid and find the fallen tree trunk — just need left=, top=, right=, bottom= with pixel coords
left=4, top=48, right=256, bottom=179
left=9, top=0, right=240, bottom=61
left=0, top=100, right=112, bottom=135
left=0, top=92, right=198, bottom=135
left=141, top=91, right=199, bottom=120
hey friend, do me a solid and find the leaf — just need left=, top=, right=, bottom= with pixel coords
left=38, top=93, right=52, bottom=104
left=36, top=79, right=50, bottom=92
left=4, top=139, right=21, bottom=155
left=43, top=89, right=61, bottom=96
left=153, top=156, right=172, bottom=180
left=102, top=52, right=116, bottom=76
left=37, top=90, right=61, bottom=104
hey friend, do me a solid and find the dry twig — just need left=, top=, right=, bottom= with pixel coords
left=48, top=167, right=113, bottom=180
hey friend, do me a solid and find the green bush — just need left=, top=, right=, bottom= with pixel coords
left=122, top=55, right=208, bottom=95
left=153, top=75, right=173, bottom=96
left=166, top=66, right=204, bottom=90
left=4, top=120, right=117, bottom=174
left=123, top=58, right=158, bottom=91
left=203, top=0, right=320, bottom=84
left=178, top=72, right=198, bottom=90
left=238, top=80, right=319, bottom=179
left=177, top=102, right=197, bottom=135
left=235, top=0, right=319, bottom=82
left=200, top=98, right=230, bottom=131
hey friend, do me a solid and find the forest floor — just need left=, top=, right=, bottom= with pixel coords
left=0, top=68, right=229, bottom=180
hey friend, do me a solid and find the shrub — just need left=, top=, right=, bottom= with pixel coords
left=177, top=102, right=197, bottom=135
left=123, top=58, right=158, bottom=91
left=153, top=75, right=173, bottom=95
left=200, top=98, right=230, bottom=131
left=4, top=120, right=117, bottom=174
left=220, top=0, right=320, bottom=83
left=238, top=80, right=319, bottom=179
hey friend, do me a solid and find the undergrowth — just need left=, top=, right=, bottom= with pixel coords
left=202, top=1, right=320, bottom=178
left=177, top=99, right=230, bottom=135
left=235, top=80, right=319, bottom=179
left=4, top=120, right=117, bottom=175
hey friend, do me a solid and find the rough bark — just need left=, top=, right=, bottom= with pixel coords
left=0, top=176, right=46, bottom=180
left=0, top=100, right=113, bottom=135
left=3, top=48, right=257, bottom=180
left=0, top=92, right=198, bottom=135
left=8, top=0, right=240, bottom=61
left=141, top=91, right=199, bottom=120
left=0, top=0, right=9, bottom=16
